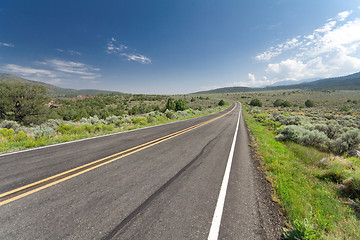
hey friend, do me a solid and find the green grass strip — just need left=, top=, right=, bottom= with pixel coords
left=244, top=110, right=359, bottom=239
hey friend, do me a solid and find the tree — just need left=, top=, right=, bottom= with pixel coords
left=165, top=98, right=176, bottom=111
left=273, top=99, right=283, bottom=107
left=218, top=100, right=226, bottom=106
left=305, top=99, right=315, bottom=108
left=175, top=99, right=188, bottom=111
left=0, top=81, right=49, bottom=124
left=250, top=98, right=262, bottom=107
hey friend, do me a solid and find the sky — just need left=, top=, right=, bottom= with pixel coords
left=0, top=0, right=360, bottom=94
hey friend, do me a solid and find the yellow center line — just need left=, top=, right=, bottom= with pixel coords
left=0, top=103, right=237, bottom=206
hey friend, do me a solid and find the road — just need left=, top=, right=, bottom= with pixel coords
left=0, top=102, right=282, bottom=239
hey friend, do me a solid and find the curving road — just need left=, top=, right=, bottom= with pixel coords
left=0, top=102, right=281, bottom=239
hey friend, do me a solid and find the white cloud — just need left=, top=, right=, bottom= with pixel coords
left=0, top=64, right=60, bottom=84
left=106, top=37, right=151, bottom=64
left=121, top=53, right=151, bottom=64
left=39, top=59, right=101, bottom=79
left=1, top=64, right=54, bottom=77
left=255, top=8, right=360, bottom=84
left=337, top=10, right=352, bottom=21
left=106, top=38, right=128, bottom=54
left=0, top=42, right=14, bottom=47
left=248, top=73, right=255, bottom=82
left=57, top=48, right=64, bottom=52
left=68, top=50, right=81, bottom=56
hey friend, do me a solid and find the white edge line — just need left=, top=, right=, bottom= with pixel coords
left=208, top=102, right=241, bottom=240
left=0, top=105, right=233, bottom=158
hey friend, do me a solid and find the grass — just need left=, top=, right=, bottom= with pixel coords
left=244, top=109, right=360, bottom=239
left=0, top=103, right=230, bottom=154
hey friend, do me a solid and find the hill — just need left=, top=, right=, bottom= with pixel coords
left=195, top=86, right=254, bottom=94
left=195, top=72, right=360, bottom=93
left=264, top=72, right=360, bottom=91
left=0, top=73, right=122, bottom=96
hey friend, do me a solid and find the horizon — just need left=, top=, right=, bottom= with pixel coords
left=1, top=1, right=360, bottom=94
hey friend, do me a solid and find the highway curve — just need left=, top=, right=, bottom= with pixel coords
left=0, top=102, right=283, bottom=239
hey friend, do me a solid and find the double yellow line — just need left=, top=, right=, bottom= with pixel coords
left=0, top=103, right=237, bottom=206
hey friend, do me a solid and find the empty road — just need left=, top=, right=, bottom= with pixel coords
left=0, top=102, right=282, bottom=239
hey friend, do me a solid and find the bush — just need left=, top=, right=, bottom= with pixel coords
left=249, top=98, right=262, bottom=107
left=305, top=99, right=315, bottom=108
left=0, top=128, right=15, bottom=142
left=218, top=100, right=226, bottom=106
left=284, top=219, right=317, bottom=240
left=13, top=130, right=28, bottom=142
left=175, top=99, right=188, bottom=111
left=165, top=109, right=174, bottom=119
left=0, top=120, right=20, bottom=131
left=276, top=125, right=330, bottom=151
left=343, top=174, right=360, bottom=199
left=274, top=99, right=292, bottom=107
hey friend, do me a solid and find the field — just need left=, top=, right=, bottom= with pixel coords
left=220, top=90, right=360, bottom=239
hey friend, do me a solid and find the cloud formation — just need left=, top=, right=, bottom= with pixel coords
left=256, top=9, right=360, bottom=83
left=39, top=59, right=100, bottom=79
left=57, top=48, right=82, bottom=56
left=1, top=59, right=101, bottom=84
left=106, top=37, right=151, bottom=64
left=0, top=42, right=14, bottom=47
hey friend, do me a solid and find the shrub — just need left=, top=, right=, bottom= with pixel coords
left=319, top=163, right=347, bottom=183
left=175, top=99, right=188, bottom=111
left=276, top=125, right=331, bottom=151
left=0, top=128, right=15, bottom=142
left=305, top=99, right=315, bottom=108
left=33, top=126, right=55, bottom=138
left=13, top=130, right=28, bottom=142
left=57, top=123, right=74, bottom=134
left=131, top=116, right=147, bottom=125
left=218, top=100, right=226, bottom=106
left=105, top=115, right=119, bottom=124
left=165, top=98, right=176, bottom=111
left=343, top=174, right=360, bottom=199
left=165, top=109, right=174, bottom=119
left=274, top=99, right=292, bottom=107
left=283, top=219, right=317, bottom=240
left=249, top=98, right=262, bottom=107
left=0, top=120, right=20, bottom=131
left=339, top=106, right=350, bottom=112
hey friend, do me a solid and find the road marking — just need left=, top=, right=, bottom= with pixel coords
left=0, top=105, right=232, bottom=158
left=208, top=102, right=241, bottom=240
left=0, top=103, right=237, bottom=206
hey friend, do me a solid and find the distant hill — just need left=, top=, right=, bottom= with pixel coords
left=194, top=72, right=360, bottom=94
left=265, top=72, right=360, bottom=91
left=0, top=73, right=122, bottom=96
left=195, top=86, right=254, bottom=94
left=266, top=78, right=318, bottom=87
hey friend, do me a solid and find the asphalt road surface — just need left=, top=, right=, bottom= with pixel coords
left=0, top=102, right=282, bottom=239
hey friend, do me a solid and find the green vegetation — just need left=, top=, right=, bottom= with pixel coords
left=0, top=78, right=232, bottom=153
left=274, top=99, right=292, bottom=107
left=244, top=107, right=360, bottom=239
left=250, top=98, right=263, bottom=107
left=0, top=81, right=49, bottom=124
left=218, top=99, right=226, bottom=106
left=305, top=99, right=315, bottom=108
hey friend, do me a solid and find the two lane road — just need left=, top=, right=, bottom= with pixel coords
left=0, top=103, right=278, bottom=239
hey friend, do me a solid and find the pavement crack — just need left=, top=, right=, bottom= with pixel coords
left=101, top=136, right=219, bottom=240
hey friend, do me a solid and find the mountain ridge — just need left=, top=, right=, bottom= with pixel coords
left=195, top=71, right=360, bottom=94
left=0, top=73, right=122, bottom=96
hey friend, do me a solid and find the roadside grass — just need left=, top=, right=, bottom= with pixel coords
left=0, top=103, right=230, bottom=154
left=244, top=109, right=360, bottom=239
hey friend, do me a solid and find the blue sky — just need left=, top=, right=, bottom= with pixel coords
left=1, top=0, right=360, bottom=94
